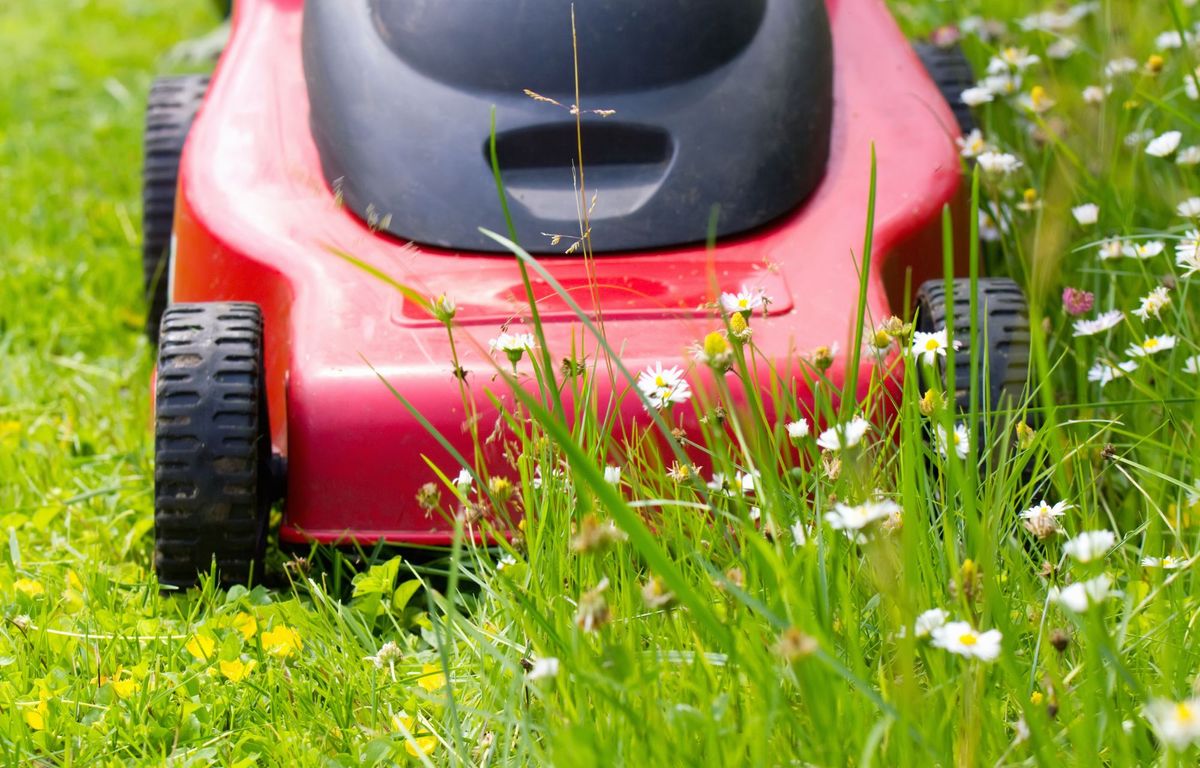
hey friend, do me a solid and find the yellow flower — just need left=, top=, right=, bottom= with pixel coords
left=262, top=625, right=302, bottom=659
left=393, top=713, right=439, bottom=757
left=417, top=663, right=447, bottom=692
left=23, top=700, right=48, bottom=731
left=66, top=570, right=84, bottom=592
left=1030, top=691, right=1044, bottom=705
left=111, top=676, right=139, bottom=700
left=14, top=578, right=45, bottom=599
left=219, top=658, right=256, bottom=682
left=185, top=634, right=216, bottom=661
left=232, top=612, right=258, bottom=640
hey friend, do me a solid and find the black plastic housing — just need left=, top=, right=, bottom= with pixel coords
left=301, top=0, right=834, bottom=253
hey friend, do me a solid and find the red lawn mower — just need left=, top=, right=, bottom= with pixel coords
left=143, top=0, right=1029, bottom=587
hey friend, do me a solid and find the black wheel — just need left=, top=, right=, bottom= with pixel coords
left=914, top=42, right=977, bottom=135
left=154, top=302, right=273, bottom=588
left=914, top=278, right=1031, bottom=413
left=142, top=75, right=209, bottom=344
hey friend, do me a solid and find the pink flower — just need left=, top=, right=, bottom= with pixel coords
left=1062, top=287, right=1094, bottom=316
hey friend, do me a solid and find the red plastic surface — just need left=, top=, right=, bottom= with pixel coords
left=169, top=0, right=965, bottom=545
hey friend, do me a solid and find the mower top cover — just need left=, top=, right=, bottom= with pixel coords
left=301, top=0, right=833, bottom=253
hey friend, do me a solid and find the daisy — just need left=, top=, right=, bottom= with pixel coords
left=1016, top=85, right=1055, bottom=113
left=527, top=656, right=560, bottom=681
left=1082, top=85, right=1107, bottom=104
left=1127, top=335, right=1177, bottom=357
left=1176, top=198, right=1200, bottom=218
left=935, top=422, right=971, bottom=459
left=1020, top=499, right=1073, bottom=520
left=960, top=86, right=994, bottom=106
left=1073, top=310, right=1124, bottom=336
left=1144, top=698, right=1200, bottom=750
left=956, top=128, right=987, bottom=158
left=930, top=621, right=1003, bottom=662
left=976, top=151, right=1023, bottom=175
left=1088, top=359, right=1138, bottom=386
left=1146, top=131, right=1183, bottom=157
left=1049, top=573, right=1122, bottom=613
left=1063, top=529, right=1116, bottom=563
left=785, top=418, right=810, bottom=441
left=489, top=332, right=536, bottom=367
left=1133, top=286, right=1172, bottom=320
left=914, top=608, right=949, bottom=639
left=1183, top=355, right=1200, bottom=374
left=603, top=465, right=621, bottom=485
left=1156, top=30, right=1189, bottom=49
left=790, top=520, right=808, bottom=547
left=720, top=289, right=766, bottom=316
left=1121, top=240, right=1164, bottom=259
left=911, top=328, right=960, bottom=365
left=983, top=73, right=1022, bottom=96
left=825, top=498, right=902, bottom=532
left=1097, top=239, right=1123, bottom=260
left=1175, top=230, right=1200, bottom=276
left=816, top=416, right=871, bottom=451
left=1141, top=554, right=1186, bottom=569
left=1177, top=146, right=1200, bottom=165
left=737, top=469, right=761, bottom=496
left=1046, top=38, right=1078, bottom=59
left=1105, top=57, right=1139, bottom=78
left=1071, top=203, right=1099, bottom=225
left=990, top=46, right=1040, bottom=72
left=454, top=468, right=473, bottom=495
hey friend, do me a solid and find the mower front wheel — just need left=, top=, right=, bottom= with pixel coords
left=154, top=302, right=276, bottom=588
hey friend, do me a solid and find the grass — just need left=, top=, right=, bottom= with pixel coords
left=3, top=0, right=1200, bottom=765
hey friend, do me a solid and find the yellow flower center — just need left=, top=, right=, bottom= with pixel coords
left=1144, top=338, right=1159, bottom=349
left=655, top=376, right=666, bottom=387
left=737, top=299, right=749, bottom=309
left=1177, top=703, right=1194, bottom=723
left=959, top=633, right=978, bottom=647
left=925, top=339, right=940, bottom=351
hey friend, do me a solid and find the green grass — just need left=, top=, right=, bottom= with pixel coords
left=3, top=0, right=1200, bottom=765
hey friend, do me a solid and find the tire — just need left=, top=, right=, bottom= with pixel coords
left=914, top=278, right=1031, bottom=413
left=914, top=42, right=976, bottom=135
left=142, top=75, right=209, bottom=344
left=154, top=302, right=272, bottom=588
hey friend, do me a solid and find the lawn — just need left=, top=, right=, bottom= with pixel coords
left=2, top=0, right=1200, bottom=765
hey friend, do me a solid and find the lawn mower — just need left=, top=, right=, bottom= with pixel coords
left=143, top=0, right=1030, bottom=587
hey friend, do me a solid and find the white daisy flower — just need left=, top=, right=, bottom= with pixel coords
left=1105, top=57, right=1139, bottom=77
left=956, top=128, right=988, bottom=158
left=737, top=469, right=761, bottom=496
left=1133, top=286, right=1172, bottom=320
left=1097, top=238, right=1124, bottom=260
left=785, top=418, right=810, bottom=441
left=603, top=465, right=621, bottom=485
left=1174, top=230, right=1200, bottom=276
left=1071, top=203, right=1099, bottom=225
left=914, top=608, right=949, bottom=639
left=1049, top=573, right=1122, bottom=613
left=489, top=332, right=536, bottom=367
left=454, top=468, right=473, bottom=495
left=706, top=472, right=732, bottom=493
left=930, top=621, right=1003, bottom=662
left=825, top=498, right=902, bottom=532
left=636, top=363, right=692, bottom=410
left=816, top=416, right=871, bottom=451
left=1144, top=698, right=1200, bottom=750
left=1063, top=529, right=1117, bottom=563
left=790, top=520, right=808, bottom=547
left=1156, top=30, right=1188, bottom=50
left=1046, top=38, right=1078, bottom=59
left=960, top=86, right=995, bottom=106
left=1124, top=129, right=1156, bottom=148
left=990, top=47, right=1041, bottom=72
left=1177, top=145, right=1200, bottom=165
left=1176, top=198, right=1200, bottom=218
left=976, top=151, right=1023, bottom=175
left=935, top=423, right=971, bottom=459
left=527, top=656, right=560, bottom=681
left=1088, top=359, right=1138, bottom=386
left=1141, top=554, right=1186, bottom=569
left=720, top=289, right=766, bottom=316
left=1146, top=131, right=1183, bottom=158
left=984, top=74, right=1021, bottom=96
left=910, top=328, right=960, bottom=365
left=1082, top=85, right=1107, bottom=104
left=1122, top=240, right=1165, bottom=259
left=1183, top=355, right=1200, bottom=374
left=1020, top=499, right=1073, bottom=519
left=1127, top=335, right=1177, bottom=357
left=1073, top=310, right=1124, bottom=336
